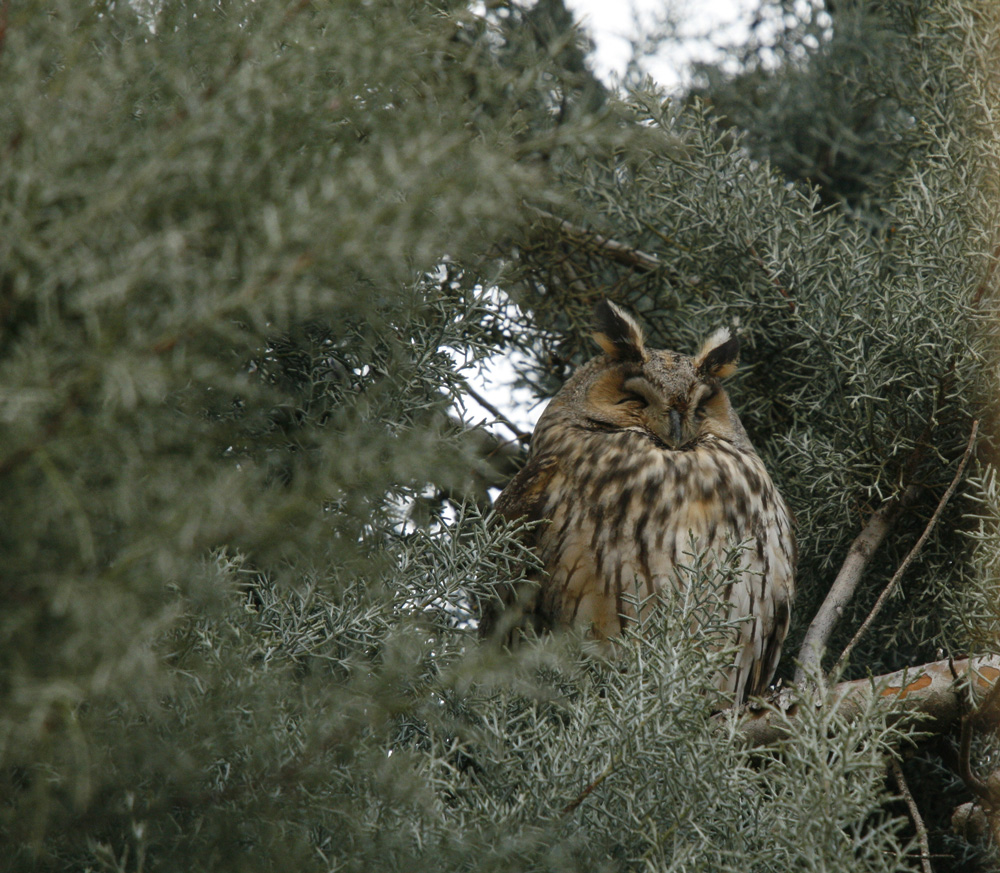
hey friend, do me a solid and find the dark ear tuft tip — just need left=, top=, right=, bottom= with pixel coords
left=696, top=331, right=740, bottom=378
left=593, top=300, right=622, bottom=335
left=592, top=300, right=647, bottom=362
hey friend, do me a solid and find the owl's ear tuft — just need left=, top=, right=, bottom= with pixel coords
left=695, top=328, right=739, bottom=378
left=592, top=300, right=648, bottom=362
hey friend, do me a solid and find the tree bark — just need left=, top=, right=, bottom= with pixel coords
left=742, top=655, right=1000, bottom=747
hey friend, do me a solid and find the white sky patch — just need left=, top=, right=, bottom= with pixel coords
left=473, top=348, right=546, bottom=434
left=458, top=286, right=547, bottom=436
left=565, top=0, right=760, bottom=89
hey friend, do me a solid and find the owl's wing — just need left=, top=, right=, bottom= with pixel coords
left=493, top=451, right=559, bottom=523
left=745, top=573, right=794, bottom=700
left=478, top=452, right=559, bottom=643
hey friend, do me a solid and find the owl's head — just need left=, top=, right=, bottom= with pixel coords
left=542, top=300, right=751, bottom=451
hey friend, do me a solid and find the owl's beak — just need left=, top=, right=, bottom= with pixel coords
left=670, top=408, right=683, bottom=447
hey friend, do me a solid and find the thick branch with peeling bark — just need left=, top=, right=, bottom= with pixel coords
left=742, top=655, right=1000, bottom=747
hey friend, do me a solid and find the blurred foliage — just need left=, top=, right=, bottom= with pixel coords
left=1, top=0, right=999, bottom=870
left=688, top=0, right=920, bottom=221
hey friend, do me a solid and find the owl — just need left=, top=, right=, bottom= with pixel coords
left=480, top=300, right=796, bottom=703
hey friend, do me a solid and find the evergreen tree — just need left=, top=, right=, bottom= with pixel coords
left=688, top=0, right=920, bottom=221
left=1, top=1, right=998, bottom=871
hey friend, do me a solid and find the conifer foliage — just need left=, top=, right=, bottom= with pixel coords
left=1, top=1, right=999, bottom=871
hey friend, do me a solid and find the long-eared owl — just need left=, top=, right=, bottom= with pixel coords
left=481, top=301, right=796, bottom=703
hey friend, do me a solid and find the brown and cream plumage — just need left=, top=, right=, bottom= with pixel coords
left=481, top=300, right=796, bottom=703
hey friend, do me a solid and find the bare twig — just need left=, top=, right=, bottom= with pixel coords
left=835, top=420, right=979, bottom=672
left=561, top=760, right=616, bottom=815
left=795, top=372, right=955, bottom=683
left=462, top=380, right=531, bottom=444
left=641, top=221, right=691, bottom=253
left=561, top=707, right=659, bottom=816
left=972, top=239, right=1000, bottom=306
left=891, top=758, right=934, bottom=873
left=959, top=714, right=991, bottom=802
left=0, top=0, right=9, bottom=58
left=747, top=243, right=796, bottom=311
left=530, top=207, right=663, bottom=273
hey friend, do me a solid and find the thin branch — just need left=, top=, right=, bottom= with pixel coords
left=959, top=714, right=991, bottom=801
left=891, top=759, right=934, bottom=873
left=641, top=221, right=692, bottom=253
left=835, top=419, right=979, bottom=672
left=972, top=238, right=1000, bottom=306
left=747, top=243, right=796, bottom=311
left=794, top=482, right=921, bottom=683
left=561, top=760, right=616, bottom=815
left=0, top=0, right=9, bottom=58
left=462, top=379, right=531, bottom=444
left=795, top=372, right=954, bottom=683
left=561, top=707, right=658, bottom=816
left=530, top=207, right=663, bottom=273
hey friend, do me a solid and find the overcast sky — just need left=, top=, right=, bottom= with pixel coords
left=563, top=0, right=759, bottom=88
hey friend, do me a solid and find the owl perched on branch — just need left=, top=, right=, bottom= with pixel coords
left=480, top=301, right=796, bottom=703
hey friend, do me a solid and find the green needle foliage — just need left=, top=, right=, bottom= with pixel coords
left=513, top=0, right=1000, bottom=682
left=1, top=0, right=998, bottom=871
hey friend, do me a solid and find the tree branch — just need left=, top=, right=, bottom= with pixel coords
left=892, top=758, right=934, bottom=873
left=0, top=0, right=9, bottom=59
left=461, top=379, right=532, bottom=445
left=959, top=713, right=991, bottom=801
left=529, top=207, right=664, bottom=273
left=834, top=420, right=979, bottom=673
left=972, top=238, right=1000, bottom=306
left=794, top=482, right=922, bottom=683
left=795, top=371, right=956, bottom=683
left=742, top=655, right=1000, bottom=748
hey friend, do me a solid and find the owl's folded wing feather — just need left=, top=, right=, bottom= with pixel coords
left=493, top=452, right=559, bottom=523
left=478, top=452, right=559, bottom=642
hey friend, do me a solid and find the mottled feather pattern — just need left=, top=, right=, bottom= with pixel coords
left=482, top=301, right=796, bottom=704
